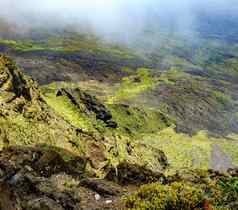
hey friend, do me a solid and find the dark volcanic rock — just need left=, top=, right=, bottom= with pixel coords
left=106, top=161, right=165, bottom=185
left=0, top=146, right=84, bottom=210
left=0, top=145, right=124, bottom=210
left=138, top=77, right=238, bottom=135
left=80, top=178, right=121, bottom=196
left=35, top=150, right=85, bottom=177
left=27, top=197, right=65, bottom=210
left=0, top=182, right=21, bottom=210
left=56, top=88, right=118, bottom=128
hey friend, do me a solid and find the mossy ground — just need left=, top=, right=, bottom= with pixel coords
left=0, top=32, right=138, bottom=60
left=40, top=64, right=238, bottom=174
left=41, top=81, right=173, bottom=174
left=42, top=88, right=98, bottom=133
left=141, top=128, right=238, bottom=174
left=107, top=68, right=157, bottom=104
left=1, top=21, right=238, bottom=210
left=1, top=29, right=238, bottom=179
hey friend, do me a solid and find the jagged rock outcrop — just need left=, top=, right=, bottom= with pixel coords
left=106, top=161, right=166, bottom=185
left=0, top=53, right=49, bottom=120
left=56, top=88, right=117, bottom=128
left=0, top=54, right=86, bottom=152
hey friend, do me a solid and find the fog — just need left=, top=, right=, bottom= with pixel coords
left=0, top=0, right=237, bottom=42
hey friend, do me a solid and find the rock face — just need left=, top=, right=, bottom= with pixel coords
left=56, top=88, right=118, bottom=128
left=0, top=55, right=86, bottom=152
left=0, top=54, right=44, bottom=118
left=106, top=161, right=166, bottom=185
left=0, top=146, right=82, bottom=210
left=0, top=145, right=237, bottom=210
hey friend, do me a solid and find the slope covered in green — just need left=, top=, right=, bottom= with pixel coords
left=1, top=26, right=238, bottom=174
left=0, top=19, right=238, bottom=209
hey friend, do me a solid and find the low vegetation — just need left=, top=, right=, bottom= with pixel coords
left=0, top=24, right=238, bottom=210
left=125, top=174, right=238, bottom=210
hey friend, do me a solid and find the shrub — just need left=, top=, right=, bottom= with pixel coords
left=125, top=181, right=204, bottom=210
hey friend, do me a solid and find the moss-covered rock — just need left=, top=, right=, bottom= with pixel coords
left=0, top=55, right=87, bottom=154
left=56, top=88, right=117, bottom=128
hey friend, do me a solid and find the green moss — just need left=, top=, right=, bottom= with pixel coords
left=141, top=128, right=212, bottom=173
left=158, top=68, right=203, bottom=86
left=138, top=127, right=238, bottom=174
left=212, top=90, right=233, bottom=106
left=121, top=66, right=134, bottom=73
left=0, top=114, right=81, bottom=153
left=0, top=38, right=46, bottom=51
left=107, top=68, right=157, bottom=104
left=235, top=113, right=238, bottom=122
left=42, top=91, right=97, bottom=132
left=0, top=39, right=18, bottom=46
left=109, top=104, right=172, bottom=137
left=0, top=32, right=138, bottom=59
left=207, top=58, right=238, bottom=76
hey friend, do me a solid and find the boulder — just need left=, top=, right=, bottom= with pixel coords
left=106, top=161, right=165, bottom=185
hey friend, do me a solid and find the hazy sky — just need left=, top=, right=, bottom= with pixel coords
left=0, top=0, right=237, bottom=41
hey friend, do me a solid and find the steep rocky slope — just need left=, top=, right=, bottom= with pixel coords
left=0, top=54, right=170, bottom=176
left=0, top=54, right=83, bottom=151
left=0, top=145, right=126, bottom=210
left=0, top=54, right=172, bottom=209
left=1, top=53, right=237, bottom=210
left=1, top=29, right=238, bottom=174
left=0, top=145, right=237, bottom=210
left=0, top=20, right=238, bottom=209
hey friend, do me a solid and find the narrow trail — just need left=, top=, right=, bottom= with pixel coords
left=209, top=144, right=234, bottom=172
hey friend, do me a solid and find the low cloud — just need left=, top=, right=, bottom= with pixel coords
left=0, top=0, right=237, bottom=43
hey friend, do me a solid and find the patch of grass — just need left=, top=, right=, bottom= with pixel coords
left=212, top=90, right=233, bottom=106
left=0, top=39, right=18, bottom=46
left=121, top=66, right=134, bottom=73
left=109, top=104, right=172, bottom=137
left=207, top=58, right=238, bottom=76
left=0, top=32, right=138, bottom=59
left=42, top=91, right=97, bottom=132
left=139, top=127, right=238, bottom=174
left=0, top=38, right=47, bottom=51
left=107, top=68, right=157, bottom=103
left=141, top=128, right=212, bottom=173
left=158, top=68, right=196, bottom=85
left=0, top=114, right=80, bottom=153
